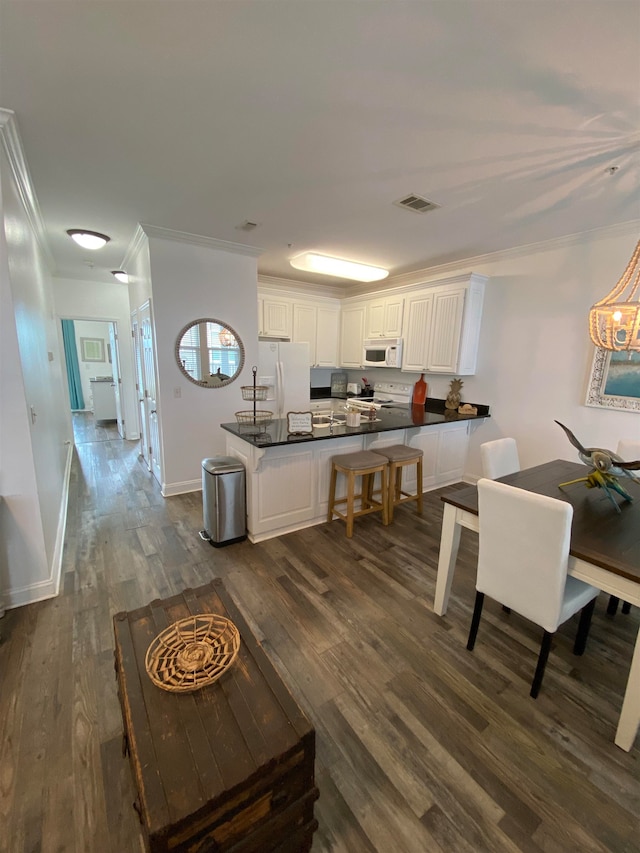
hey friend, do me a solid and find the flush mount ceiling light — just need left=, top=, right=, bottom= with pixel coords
left=290, top=252, right=388, bottom=282
left=589, top=238, right=640, bottom=352
left=66, top=229, right=111, bottom=250
left=111, top=270, right=129, bottom=284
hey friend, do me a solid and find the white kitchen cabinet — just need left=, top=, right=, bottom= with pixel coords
left=339, top=302, right=366, bottom=368
left=293, top=301, right=339, bottom=366
left=401, top=273, right=486, bottom=375
left=259, top=297, right=292, bottom=338
left=428, top=286, right=466, bottom=373
left=365, top=295, right=404, bottom=338
left=401, top=290, right=434, bottom=372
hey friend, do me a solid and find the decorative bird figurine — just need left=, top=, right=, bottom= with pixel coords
left=555, top=421, right=640, bottom=512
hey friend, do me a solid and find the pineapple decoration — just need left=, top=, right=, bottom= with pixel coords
left=445, top=378, right=464, bottom=411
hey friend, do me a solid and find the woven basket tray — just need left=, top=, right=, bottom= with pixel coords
left=235, top=410, right=273, bottom=427
left=145, top=614, right=240, bottom=693
left=241, top=385, right=269, bottom=401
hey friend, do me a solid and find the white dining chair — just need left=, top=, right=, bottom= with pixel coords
left=606, top=439, right=640, bottom=617
left=467, top=478, right=600, bottom=698
left=480, top=437, right=520, bottom=480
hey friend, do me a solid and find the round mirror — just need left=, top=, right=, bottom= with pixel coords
left=175, top=318, right=245, bottom=387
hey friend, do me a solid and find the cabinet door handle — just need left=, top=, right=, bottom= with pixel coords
left=150, top=409, right=157, bottom=414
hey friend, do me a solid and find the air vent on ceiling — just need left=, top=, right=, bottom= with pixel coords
left=393, top=194, right=440, bottom=214
left=235, top=220, right=259, bottom=231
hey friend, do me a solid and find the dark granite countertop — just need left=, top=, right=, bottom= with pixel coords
left=222, top=398, right=490, bottom=449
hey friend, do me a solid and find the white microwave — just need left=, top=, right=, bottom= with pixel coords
left=362, top=338, right=403, bottom=368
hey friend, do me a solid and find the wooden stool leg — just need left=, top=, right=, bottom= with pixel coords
left=381, top=464, right=389, bottom=526
left=386, top=462, right=396, bottom=523
left=327, top=464, right=338, bottom=522
left=346, top=470, right=356, bottom=538
left=416, top=456, right=423, bottom=515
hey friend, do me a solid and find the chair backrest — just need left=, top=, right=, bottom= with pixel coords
left=476, top=478, right=573, bottom=633
left=480, top=437, right=520, bottom=480
left=617, top=439, right=640, bottom=462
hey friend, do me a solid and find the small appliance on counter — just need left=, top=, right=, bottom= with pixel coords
left=346, top=382, right=361, bottom=397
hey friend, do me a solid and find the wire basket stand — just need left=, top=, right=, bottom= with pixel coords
left=235, top=366, right=273, bottom=434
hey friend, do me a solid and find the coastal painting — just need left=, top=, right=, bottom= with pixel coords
left=586, top=347, right=640, bottom=412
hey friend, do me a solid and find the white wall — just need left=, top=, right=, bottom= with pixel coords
left=68, top=319, right=114, bottom=410
left=54, top=278, right=139, bottom=440
left=0, top=127, right=72, bottom=609
left=139, top=230, right=260, bottom=494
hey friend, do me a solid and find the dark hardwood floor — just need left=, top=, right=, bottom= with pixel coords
left=1, top=413, right=638, bottom=852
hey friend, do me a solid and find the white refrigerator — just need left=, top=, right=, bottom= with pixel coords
left=258, top=341, right=310, bottom=418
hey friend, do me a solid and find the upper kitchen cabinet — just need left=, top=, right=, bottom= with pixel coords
left=339, top=302, right=367, bottom=368
left=401, top=273, right=486, bottom=375
left=292, top=300, right=340, bottom=367
left=258, top=296, right=292, bottom=339
left=365, top=295, right=404, bottom=338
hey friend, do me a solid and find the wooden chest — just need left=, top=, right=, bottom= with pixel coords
left=113, top=579, right=318, bottom=853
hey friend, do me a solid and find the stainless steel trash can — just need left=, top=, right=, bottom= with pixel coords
left=200, top=456, right=247, bottom=547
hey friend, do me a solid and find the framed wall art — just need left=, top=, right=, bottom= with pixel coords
left=80, top=337, right=105, bottom=362
left=585, top=347, right=640, bottom=412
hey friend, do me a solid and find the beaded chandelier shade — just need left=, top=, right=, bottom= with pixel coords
left=589, top=238, right=640, bottom=352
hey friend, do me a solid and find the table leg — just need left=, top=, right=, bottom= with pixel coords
left=615, top=623, right=640, bottom=752
left=434, top=503, right=462, bottom=616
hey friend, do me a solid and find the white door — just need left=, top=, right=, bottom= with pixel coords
left=108, top=322, right=124, bottom=437
left=131, top=311, right=150, bottom=469
left=140, top=301, right=162, bottom=486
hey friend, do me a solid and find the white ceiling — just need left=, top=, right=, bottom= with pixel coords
left=1, top=0, right=639, bottom=289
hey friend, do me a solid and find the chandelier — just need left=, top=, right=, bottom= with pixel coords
left=589, top=238, right=640, bottom=352
left=219, top=328, right=235, bottom=347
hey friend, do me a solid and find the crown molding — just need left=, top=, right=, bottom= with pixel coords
left=258, top=273, right=343, bottom=299
left=383, top=220, right=640, bottom=291
left=121, top=223, right=149, bottom=272
left=139, top=223, right=263, bottom=257
left=0, top=108, right=55, bottom=271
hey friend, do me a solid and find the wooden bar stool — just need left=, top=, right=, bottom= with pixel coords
left=327, top=450, right=389, bottom=538
left=371, top=444, right=423, bottom=522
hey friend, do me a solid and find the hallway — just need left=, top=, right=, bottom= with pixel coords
left=0, top=414, right=638, bottom=852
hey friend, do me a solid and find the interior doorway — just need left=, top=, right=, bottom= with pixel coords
left=60, top=317, right=125, bottom=438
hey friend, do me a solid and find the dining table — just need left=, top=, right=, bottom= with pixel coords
left=434, top=459, right=640, bottom=752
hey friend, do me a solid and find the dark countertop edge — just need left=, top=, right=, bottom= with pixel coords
left=221, top=407, right=489, bottom=449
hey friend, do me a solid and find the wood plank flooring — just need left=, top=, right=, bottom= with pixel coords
left=1, top=412, right=638, bottom=852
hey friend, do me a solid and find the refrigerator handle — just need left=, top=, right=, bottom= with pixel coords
left=276, top=360, right=284, bottom=416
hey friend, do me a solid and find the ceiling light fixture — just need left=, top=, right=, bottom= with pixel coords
left=589, top=238, right=640, bottom=352
left=290, top=252, right=388, bottom=282
left=66, top=229, right=111, bottom=250
left=111, top=270, right=129, bottom=284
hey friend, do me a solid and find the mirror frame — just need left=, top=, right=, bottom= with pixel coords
left=174, top=318, right=245, bottom=388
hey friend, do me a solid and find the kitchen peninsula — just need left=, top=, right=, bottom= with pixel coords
left=221, top=400, right=489, bottom=542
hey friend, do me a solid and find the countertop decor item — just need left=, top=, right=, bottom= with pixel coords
left=555, top=420, right=640, bottom=512
left=413, top=373, right=428, bottom=406
left=445, top=378, right=464, bottom=410
left=589, top=237, right=640, bottom=352
left=458, top=403, right=477, bottom=415
left=145, top=612, right=240, bottom=693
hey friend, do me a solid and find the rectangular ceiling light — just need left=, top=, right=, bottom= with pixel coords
left=290, top=252, right=388, bottom=282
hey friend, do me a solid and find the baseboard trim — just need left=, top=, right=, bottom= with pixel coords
left=161, top=478, right=201, bottom=497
